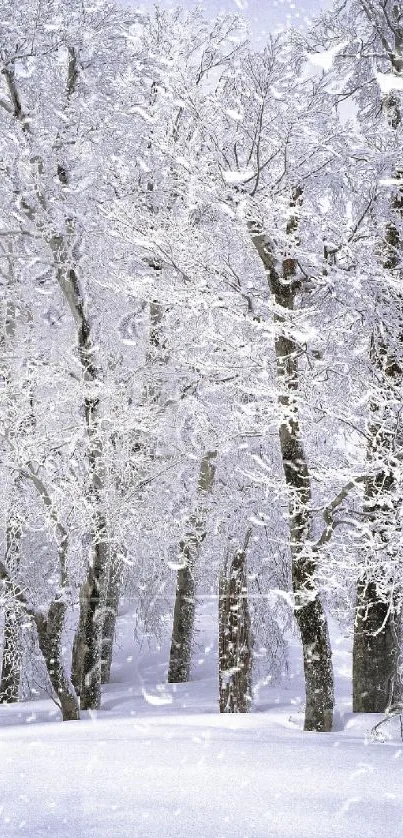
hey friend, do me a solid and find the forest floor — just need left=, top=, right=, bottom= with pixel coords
left=1, top=601, right=403, bottom=837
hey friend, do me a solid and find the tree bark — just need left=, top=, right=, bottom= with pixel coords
left=168, top=451, right=217, bottom=683
left=353, top=582, right=400, bottom=712
left=0, top=607, right=21, bottom=703
left=353, top=59, right=403, bottom=711
left=71, top=591, right=86, bottom=696
left=52, top=49, right=108, bottom=711
left=0, top=562, right=79, bottom=721
left=21, top=467, right=80, bottom=720
left=72, top=532, right=108, bottom=710
left=0, top=494, right=22, bottom=704
left=249, top=209, right=334, bottom=732
left=36, top=602, right=80, bottom=721
left=101, top=554, right=123, bottom=684
left=0, top=248, right=22, bottom=703
left=71, top=544, right=122, bottom=706
left=52, top=222, right=108, bottom=711
left=353, top=305, right=403, bottom=713
left=219, top=531, right=253, bottom=713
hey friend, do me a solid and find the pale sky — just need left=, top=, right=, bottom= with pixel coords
left=124, top=0, right=332, bottom=45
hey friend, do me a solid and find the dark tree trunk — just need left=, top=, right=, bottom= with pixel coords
left=295, top=591, right=334, bottom=731
left=219, top=533, right=253, bottom=713
left=71, top=603, right=85, bottom=697
left=78, top=558, right=105, bottom=711
left=1, top=279, right=22, bottom=704
left=0, top=607, right=21, bottom=703
left=0, top=561, right=79, bottom=721
left=353, top=72, right=403, bottom=710
left=50, top=50, right=108, bottom=711
left=0, top=503, right=22, bottom=704
left=168, top=549, right=196, bottom=684
left=71, top=575, right=89, bottom=698
left=36, top=601, right=80, bottom=721
left=101, top=554, right=122, bottom=684
left=59, top=268, right=108, bottom=710
left=352, top=329, right=403, bottom=712
left=353, top=581, right=400, bottom=712
left=168, top=451, right=217, bottom=683
left=249, top=204, right=334, bottom=732
left=72, top=537, right=108, bottom=710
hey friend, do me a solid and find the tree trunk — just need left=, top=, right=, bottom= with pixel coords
left=219, top=532, right=253, bottom=713
left=353, top=74, right=403, bottom=711
left=54, top=235, right=109, bottom=709
left=0, top=562, right=79, bottom=721
left=71, top=591, right=86, bottom=696
left=101, top=554, right=122, bottom=684
left=53, top=263, right=107, bottom=709
left=168, top=451, right=217, bottom=683
left=73, top=534, right=108, bottom=710
left=353, top=582, right=400, bottom=712
left=20, top=468, right=79, bottom=719
left=352, top=328, right=403, bottom=712
left=249, top=208, right=334, bottom=732
left=72, top=544, right=119, bottom=696
left=0, top=248, right=22, bottom=703
left=36, top=602, right=80, bottom=721
left=0, top=498, right=22, bottom=704
left=168, top=544, right=196, bottom=684
left=0, top=607, right=21, bottom=703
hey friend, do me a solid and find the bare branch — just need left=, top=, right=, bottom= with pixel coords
left=313, top=474, right=370, bottom=549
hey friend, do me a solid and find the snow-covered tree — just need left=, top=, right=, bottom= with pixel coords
left=310, top=0, right=403, bottom=713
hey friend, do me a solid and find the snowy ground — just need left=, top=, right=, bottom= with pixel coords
left=1, top=602, right=403, bottom=837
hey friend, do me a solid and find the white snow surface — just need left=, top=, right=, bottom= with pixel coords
left=307, top=41, right=348, bottom=71
left=376, top=71, right=403, bottom=93
left=1, top=603, right=403, bottom=837
left=223, top=169, right=254, bottom=184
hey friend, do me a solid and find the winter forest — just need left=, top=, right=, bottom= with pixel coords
left=1, top=0, right=403, bottom=835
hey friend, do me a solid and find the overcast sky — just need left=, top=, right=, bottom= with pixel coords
left=124, top=0, right=332, bottom=45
